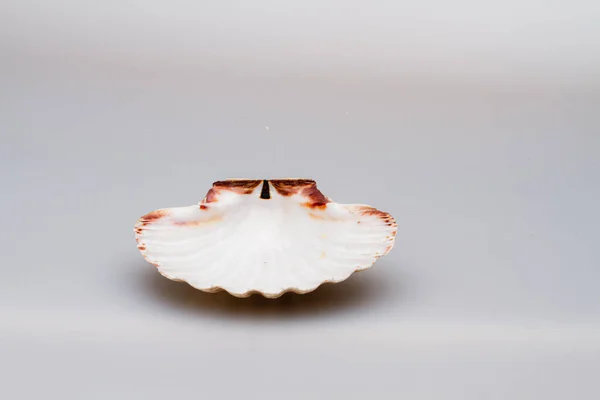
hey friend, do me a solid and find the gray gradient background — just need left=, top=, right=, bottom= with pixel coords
left=1, top=1, right=599, bottom=398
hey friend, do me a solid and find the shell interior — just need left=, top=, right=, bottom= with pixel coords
left=135, top=179, right=397, bottom=298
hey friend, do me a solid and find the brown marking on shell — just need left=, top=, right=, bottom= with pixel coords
left=305, top=202, right=328, bottom=209
left=139, top=209, right=170, bottom=226
left=353, top=206, right=397, bottom=227
left=301, top=184, right=331, bottom=207
left=173, top=215, right=222, bottom=226
left=308, top=212, right=325, bottom=220
left=308, top=211, right=337, bottom=221
left=199, top=204, right=208, bottom=210
left=203, top=188, right=219, bottom=203
left=135, top=234, right=161, bottom=269
left=141, top=209, right=169, bottom=221
left=135, top=227, right=143, bottom=234
left=359, top=207, right=388, bottom=218
left=213, top=179, right=262, bottom=194
left=202, top=180, right=262, bottom=203
left=270, top=179, right=316, bottom=196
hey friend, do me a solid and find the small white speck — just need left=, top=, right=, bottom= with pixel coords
left=345, top=111, right=349, bottom=115
left=265, top=126, right=270, bottom=130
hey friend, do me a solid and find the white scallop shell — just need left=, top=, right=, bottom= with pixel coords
left=134, top=179, right=397, bottom=298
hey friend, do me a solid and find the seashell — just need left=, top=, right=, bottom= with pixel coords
left=134, top=179, right=397, bottom=298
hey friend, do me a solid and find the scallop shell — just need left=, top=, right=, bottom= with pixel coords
left=134, top=179, right=397, bottom=298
